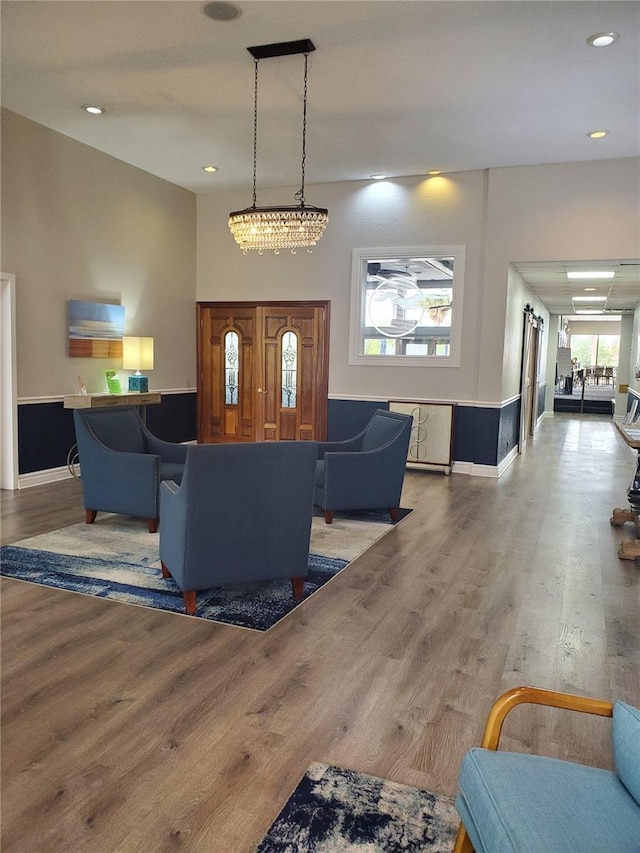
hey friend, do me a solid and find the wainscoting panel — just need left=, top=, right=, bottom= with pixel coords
left=17, top=391, right=197, bottom=477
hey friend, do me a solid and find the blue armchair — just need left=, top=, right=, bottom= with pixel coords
left=159, top=440, right=318, bottom=615
left=73, top=406, right=187, bottom=533
left=314, top=409, right=412, bottom=524
left=454, top=686, right=640, bottom=853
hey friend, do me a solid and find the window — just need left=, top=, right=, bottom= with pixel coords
left=349, top=246, right=465, bottom=366
left=224, top=330, right=239, bottom=404
left=281, top=330, right=298, bottom=408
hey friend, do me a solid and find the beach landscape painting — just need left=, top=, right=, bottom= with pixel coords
left=68, top=300, right=125, bottom=358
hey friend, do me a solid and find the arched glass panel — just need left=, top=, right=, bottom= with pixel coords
left=281, top=331, right=298, bottom=408
left=224, top=330, right=239, bottom=405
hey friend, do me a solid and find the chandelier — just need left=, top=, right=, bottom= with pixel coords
left=229, top=39, right=328, bottom=254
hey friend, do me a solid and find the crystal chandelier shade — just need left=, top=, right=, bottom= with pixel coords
left=228, top=40, right=328, bottom=254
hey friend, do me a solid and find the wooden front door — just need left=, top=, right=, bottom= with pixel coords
left=197, top=301, right=329, bottom=444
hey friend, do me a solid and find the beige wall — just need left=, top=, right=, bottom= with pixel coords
left=1, top=109, right=197, bottom=398
left=198, top=157, right=640, bottom=407
left=198, top=170, right=488, bottom=404
left=483, top=158, right=640, bottom=402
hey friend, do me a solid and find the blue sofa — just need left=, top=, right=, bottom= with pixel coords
left=74, top=406, right=187, bottom=532
left=454, top=686, right=640, bottom=853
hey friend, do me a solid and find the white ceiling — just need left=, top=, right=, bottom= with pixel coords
left=2, top=0, right=639, bottom=315
left=513, top=260, right=640, bottom=318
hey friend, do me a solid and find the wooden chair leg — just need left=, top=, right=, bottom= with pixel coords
left=182, top=590, right=197, bottom=616
left=389, top=507, right=400, bottom=522
left=291, top=577, right=305, bottom=600
left=85, top=509, right=97, bottom=524
left=452, top=823, right=474, bottom=853
left=324, top=510, right=334, bottom=525
left=146, top=517, right=159, bottom=534
left=160, top=561, right=171, bottom=579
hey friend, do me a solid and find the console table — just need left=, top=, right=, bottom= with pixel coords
left=611, top=421, right=640, bottom=561
left=63, top=392, right=162, bottom=409
left=63, top=392, right=162, bottom=477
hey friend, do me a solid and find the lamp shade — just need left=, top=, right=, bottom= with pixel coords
left=122, top=337, right=154, bottom=372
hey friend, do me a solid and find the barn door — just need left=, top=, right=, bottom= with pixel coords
left=198, top=301, right=329, bottom=444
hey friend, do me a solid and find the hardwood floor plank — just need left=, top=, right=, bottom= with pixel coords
left=1, top=414, right=639, bottom=852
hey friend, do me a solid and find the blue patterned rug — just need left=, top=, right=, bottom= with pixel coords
left=257, top=762, right=458, bottom=852
left=0, top=509, right=410, bottom=632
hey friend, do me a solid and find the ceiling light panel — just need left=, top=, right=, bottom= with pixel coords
left=567, top=271, right=615, bottom=279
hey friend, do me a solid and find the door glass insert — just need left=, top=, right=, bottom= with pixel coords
left=281, top=331, right=298, bottom=408
left=224, top=330, right=239, bottom=404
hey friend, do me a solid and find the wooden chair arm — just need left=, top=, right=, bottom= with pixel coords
left=480, top=686, right=613, bottom=751
left=453, top=687, right=614, bottom=853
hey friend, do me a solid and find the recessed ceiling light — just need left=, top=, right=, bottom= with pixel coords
left=82, top=104, right=105, bottom=115
left=202, top=165, right=219, bottom=173
left=203, top=2, right=242, bottom=21
left=587, top=32, right=619, bottom=47
left=584, top=287, right=597, bottom=291
left=575, top=309, right=602, bottom=314
left=572, top=296, right=607, bottom=302
left=370, top=174, right=388, bottom=181
left=567, top=271, right=614, bottom=279
left=587, top=130, right=609, bottom=139
left=427, top=170, right=442, bottom=176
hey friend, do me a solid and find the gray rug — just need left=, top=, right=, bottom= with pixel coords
left=0, top=509, right=410, bottom=631
left=257, top=762, right=458, bottom=852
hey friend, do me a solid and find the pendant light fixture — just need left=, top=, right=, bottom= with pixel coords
left=228, top=39, right=328, bottom=254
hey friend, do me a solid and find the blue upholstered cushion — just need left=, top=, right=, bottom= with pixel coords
left=457, top=748, right=640, bottom=853
left=315, top=460, right=325, bottom=487
left=160, top=462, right=184, bottom=485
left=613, top=701, right=640, bottom=806
left=360, top=415, right=403, bottom=452
left=85, top=410, right=145, bottom=454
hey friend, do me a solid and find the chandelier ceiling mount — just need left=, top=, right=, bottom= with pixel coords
left=228, top=39, right=329, bottom=254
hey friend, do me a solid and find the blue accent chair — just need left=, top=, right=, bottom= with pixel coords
left=73, top=406, right=188, bottom=533
left=159, top=440, right=318, bottom=615
left=453, top=686, right=640, bottom=853
left=314, top=409, right=412, bottom=524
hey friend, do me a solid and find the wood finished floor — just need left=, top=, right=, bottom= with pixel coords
left=1, top=414, right=639, bottom=852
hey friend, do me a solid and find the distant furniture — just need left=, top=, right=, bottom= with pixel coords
left=389, top=401, right=454, bottom=474
left=314, top=409, right=412, bottom=524
left=73, top=406, right=187, bottom=533
left=159, top=441, right=318, bottom=615
left=611, top=420, right=640, bottom=560
left=453, top=686, right=640, bottom=853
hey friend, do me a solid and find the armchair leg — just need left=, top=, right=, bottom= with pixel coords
left=85, top=509, right=97, bottom=524
left=182, top=590, right=197, bottom=616
left=453, top=824, right=474, bottom=853
left=389, top=507, right=400, bottom=522
left=324, top=510, right=334, bottom=525
left=146, top=517, right=159, bottom=533
left=160, top=561, right=171, bottom=579
left=291, top=577, right=305, bottom=600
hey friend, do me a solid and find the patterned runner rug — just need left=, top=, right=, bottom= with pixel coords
left=0, top=509, right=410, bottom=631
left=257, top=762, right=458, bottom=852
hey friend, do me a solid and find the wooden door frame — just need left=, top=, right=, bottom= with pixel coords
left=197, top=300, right=330, bottom=443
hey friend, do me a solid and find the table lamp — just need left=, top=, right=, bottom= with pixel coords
left=122, top=336, right=154, bottom=392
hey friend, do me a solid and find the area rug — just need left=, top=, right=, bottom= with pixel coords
left=256, top=762, right=458, bottom=852
left=0, top=509, right=410, bottom=632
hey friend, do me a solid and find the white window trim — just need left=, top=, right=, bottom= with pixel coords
left=349, top=245, right=465, bottom=367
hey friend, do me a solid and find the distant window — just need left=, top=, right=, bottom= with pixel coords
left=349, top=246, right=465, bottom=367
left=281, top=331, right=298, bottom=408
left=224, top=330, right=239, bottom=404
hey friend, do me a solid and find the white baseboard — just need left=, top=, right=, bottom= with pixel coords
left=451, top=444, right=518, bottom=479
left=18, top=465, right=74, bottom=489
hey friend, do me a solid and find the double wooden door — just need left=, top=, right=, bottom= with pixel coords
left=197, top=301, right=329, bottom=444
